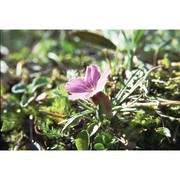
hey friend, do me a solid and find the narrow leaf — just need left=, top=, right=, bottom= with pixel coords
left=11, top=83, right=26, bottom=94
left=20, top=95, right=35, bottom=107
left=87, top=123, right=100, bottom=137
left=71, top=31, right=116, bottom=50
left=62, top=110, right=91, bottom=132
left=114, top=65, right=144, bottom=105
left=27, top=77, right=49, bottom=93
left=133, top=30, right=145, bottom=47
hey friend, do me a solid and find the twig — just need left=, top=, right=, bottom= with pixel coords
left=39, top=110, right=68, bottom=118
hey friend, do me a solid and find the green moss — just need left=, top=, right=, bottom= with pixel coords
left=41, top=92, right=74, bottom=116
left=1, top=94, right=26, bottom=132
left=149, top=71, right=180, bottom=100
left=121, top=109, right=163, bottom=148
left=132, top=110, right=161, bottom=128
left=40, top=118, right=62, bottom=139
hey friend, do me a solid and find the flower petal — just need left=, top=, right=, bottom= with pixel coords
left=65, top=78, right=90, bottom=93
left=84, top=65, right=100, bottom=87
left=69, top=92, right=93, bottom=100
left=94, top=67, right=110, bottom=94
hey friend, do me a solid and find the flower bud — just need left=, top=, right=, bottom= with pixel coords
left=91, top=91, right=112, bottom=119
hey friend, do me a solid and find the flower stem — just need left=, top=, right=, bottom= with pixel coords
left=77, top=100, right=95, bottom=112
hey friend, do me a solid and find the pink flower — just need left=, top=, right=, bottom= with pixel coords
left=65, top=65, right=110, bottom=100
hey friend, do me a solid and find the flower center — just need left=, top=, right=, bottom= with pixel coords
left=86, top=82, right=96, bottom=91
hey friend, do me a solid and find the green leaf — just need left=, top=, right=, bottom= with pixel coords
left=62, top=110, right=92, bottom=132
left=102, top=132, right=112, bottom=145
left=96, top=104, right=103, bottom=121
left=156, top=127, right=171, bottom=137
left=75, top=130, right=90, bottom=150
left=71, top=31, right=116, bottom=49
left=94, top=132, right=114, bottom=149
left=20, top=95, right=35, bottom=107
left=114, top=65, right=144, bottom=105
left=27, top=77, right=49, bottom=93
left=94, top=133, right=103, bottom=144
left=11, top=83, right=26, bottom=94
left=87, top=123, right=100, bottom=137
left=94, top=143, right=105, bottom=150
left=133, top=30, right=145, bottom=48
left=120, top=76, right=144, bottom=104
